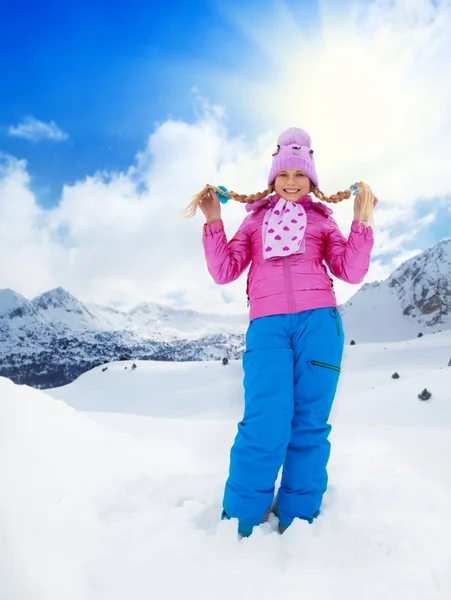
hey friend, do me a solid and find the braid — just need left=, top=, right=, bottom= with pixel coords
left=310, top=184, right=352, bottom=204
left=182, top=184, right=274, bottom=218
left=228, top=186, right=274, bottom=204
left=311, top=182, right=375, bottom=224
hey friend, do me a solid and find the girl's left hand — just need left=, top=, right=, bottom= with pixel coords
left=353, top=185, right=378, bottom=223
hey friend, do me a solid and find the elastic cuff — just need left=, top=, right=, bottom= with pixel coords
left=221, top=511, right=254, bottom=537
left=351, top=220, right=374, bottom=236
left=203, top=219, right=224, bottom=236
left=278, top=511, right=319, bottom=529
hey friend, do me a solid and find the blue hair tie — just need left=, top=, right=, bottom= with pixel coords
left=350, top=183, right=360, bottom=196
left=215, top=185, right=230, bottom=204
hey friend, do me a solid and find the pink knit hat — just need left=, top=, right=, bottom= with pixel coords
left=268, top=127, right=318, bottom=186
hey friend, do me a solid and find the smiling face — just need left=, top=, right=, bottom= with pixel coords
left=274, top=169, right=311, bottom=201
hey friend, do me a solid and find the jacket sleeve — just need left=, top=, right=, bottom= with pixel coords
left=202, top=217, right=252, bottom=284
left=324, top=218, right=374, bottom=284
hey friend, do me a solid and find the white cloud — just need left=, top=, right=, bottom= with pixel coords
left=1, top=0, right=450, bottom=313
left=8, top=116, right=69, bottom=142
left=0, top=155, right=65, bottom=294
left=214, top=0, right=451, bottom=204
left=0, top=115, right=258, bottom=313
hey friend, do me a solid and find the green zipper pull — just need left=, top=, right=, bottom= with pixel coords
left=311, top=360, right=341, bottom=373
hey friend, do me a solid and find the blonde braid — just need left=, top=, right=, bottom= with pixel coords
left=182, top=184, right=274, bottom=218
left=312, top=181, right=375, bottom=225
left=228, top=186, right=274, bottom=204
left=310, top=184, right=352, bottom=204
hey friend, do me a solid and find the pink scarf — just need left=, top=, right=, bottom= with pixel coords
left=246, top=194, right=308, bottom=260
left=261, top=197, right=307, bottom=259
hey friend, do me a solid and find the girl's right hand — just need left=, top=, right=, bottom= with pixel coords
left=199, top=188, right=222, bottom=224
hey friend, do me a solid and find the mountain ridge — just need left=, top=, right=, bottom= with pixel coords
left=1, top=238, right=449, bottom=388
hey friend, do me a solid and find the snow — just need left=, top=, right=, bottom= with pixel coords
left=1, top=330, right=451, bottom=599
left=124, top=302, right=248, bottom=339
left=340, top=281, right=422, bottom=342
left=50, top=359, right=245, bottom=418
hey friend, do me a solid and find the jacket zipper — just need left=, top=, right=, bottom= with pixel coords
left=332, top=308, right=341, bottom=336
left=311, top=360, right=341, bottom=373
left=283, top=257, right=295, bottom=313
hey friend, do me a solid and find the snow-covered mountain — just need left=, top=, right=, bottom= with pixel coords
left=0, top=289, right=39, bottom=319
left=33, top=287, right=103, bottom=330
left=1, top=239, right=449, bottom=388
left=0, top=287, right=247, bottom=389
left=340, top=238, right=451, bottom=343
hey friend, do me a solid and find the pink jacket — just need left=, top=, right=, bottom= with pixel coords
left=202, top=195, right=374, bottom=321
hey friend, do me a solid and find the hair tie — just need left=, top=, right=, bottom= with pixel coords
left=215, top=185, right=230, bottom=204
left=350, top=183, right=359, bottom=196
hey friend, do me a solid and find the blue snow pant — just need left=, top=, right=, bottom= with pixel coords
left=222, top=307, right=345, bottom=536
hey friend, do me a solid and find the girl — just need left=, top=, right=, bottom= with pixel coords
left=185, top=127, right=376, bottom=537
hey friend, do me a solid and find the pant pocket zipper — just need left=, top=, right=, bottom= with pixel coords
left=332, top=308, right=341, bottom=336
left=311, top=360, right=341, bottom=373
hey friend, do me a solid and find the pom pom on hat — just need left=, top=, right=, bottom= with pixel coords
left=277, top=127, right=312, bottom=149
left=268, top=127, right=318, bottom=186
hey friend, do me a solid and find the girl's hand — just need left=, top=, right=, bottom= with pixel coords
left=353, top=183, right=378, bottom=223
left=199, top=188, right=222, bottom=224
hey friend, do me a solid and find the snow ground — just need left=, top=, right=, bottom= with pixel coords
left=1, top=330, right=451, bottom=600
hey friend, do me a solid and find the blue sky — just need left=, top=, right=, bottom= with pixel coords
left=0, top=0, right=319, bottom=207
left=0, top=0, right=449, bottom=310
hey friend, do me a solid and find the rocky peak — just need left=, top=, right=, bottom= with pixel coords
left=0, top=289, right=37, bottom=318
left=32, top=287, right=86, bottom=312
left=388, top=238, right=451, bottom=327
